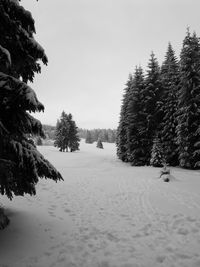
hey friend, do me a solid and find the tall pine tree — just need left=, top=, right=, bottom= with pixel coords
left=0, top=0, right=62, bottom=202
left=160, top=43, right=179, bottom=166
left=143, top=52, right=162, bottom=164
left=177, top=30, right=200, bottom=169
left=126, top=67, right=148, bottom=165
left=116, top=74, right=133, bottom=162
left=67, top=114, right=80, bottom=152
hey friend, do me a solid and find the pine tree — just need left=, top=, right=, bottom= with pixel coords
left=85, top=130, right=93, bottom=144
left=67, top=114, right=80, bottom=152
left=54, top=119, right=64, bottom=151
left=176, top=30, right=200, bottom=169
left=96, top=138, right=103, bottom=149
left=142, top=52, right=162, bottom=164
left=160, top=43, right=179, bottom=166
left=150, top=137, right=165, bottom=167
left=0, top=0, right=62, bottom=201
left=116, top=74, right=133, bottom=162
left=93, top=129, right=100, bottom=142
left=54, top=112, right=80, bottom=152
left=126, top=66, right=148, bottom=165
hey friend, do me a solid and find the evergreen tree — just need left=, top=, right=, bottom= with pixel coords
left=96, top=138, right=103, bottom=149
left=85, top=130, right=93, bottom=144
left=126, top=66, right=148, bottom=165
left=116, top=74, right=133, bottom=162
left=67, top=114, right=80, bottom=152
left=160, top=43, right=179, bottom=166
left=54, top=119, right=64, bottom=151
left=150, top=137, right=165, bottom=167
left=176, top=30, right=200, bottom=169
left=54, top=112, right=80, bottom=152
left=108, top=130, right=116, bottom=143
left=142, top=52, right=162, bottom=164
left=101, top=130, right=109, bottom=142
left=93, top=129, right=100, bottom=142
left=0, top=0, right=62, bottom=201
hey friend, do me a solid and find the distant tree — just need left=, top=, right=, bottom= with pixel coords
left=96, top=138, right=103, bottom=149
left=54, top=112, right=80, bottom=152
left=42, top=125, right=56, bottom=140
left=107, top=129, right=116, bottom=143
left=100, top=130, right=109, bottom=142
left=176, top=30, right=200, bottom=169
left=78, top=128, right=116, bottom=143
left=116, top=74, right=133, bottom=161
left=85, top=130, right=93, bottom=144
left=67, top=114, right=80, bottom=152
left=160, top=43, right=179, bottom=166
left=0, top=0, right=62, bottom=204
left=93, top=129, right=100, bottom=142
left=54, top=119, right=64, bottom=151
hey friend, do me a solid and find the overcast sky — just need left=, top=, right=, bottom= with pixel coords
left=21, top=0, right=200, bottom=129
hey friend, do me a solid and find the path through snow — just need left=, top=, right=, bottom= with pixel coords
left=1, top=141, right=200, bottom=267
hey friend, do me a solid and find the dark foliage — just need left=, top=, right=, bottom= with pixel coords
left=126, top=67, right=148, bottom=165
left=176, top=31, right=200, bottom=169
left=160, top=43, right=179, bottom=166
left=116, top=74, right=133, bottom=162
left=0, top=0, right=62, bottom=200
left=54, top=112, right=80, bottom=152
left=142, top=52, right=162, bottom=164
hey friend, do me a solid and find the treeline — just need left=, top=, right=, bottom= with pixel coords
left=37, top=126, right=117, bottom=145
left=43, top=125, right=56, bottom=140
left=79, top=129, right=117, bottom=143
left=117, top=30, right=200, bottom=169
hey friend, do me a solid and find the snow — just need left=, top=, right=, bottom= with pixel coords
left=1, top=140, right=200, bottom=267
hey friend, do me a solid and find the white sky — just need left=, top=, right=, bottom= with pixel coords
left=21, top=0, right=200, bottom=129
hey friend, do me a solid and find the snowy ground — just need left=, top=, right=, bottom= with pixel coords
left=1, top=140, right=200, bottom=267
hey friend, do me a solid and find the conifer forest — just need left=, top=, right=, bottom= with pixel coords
left=116, top=31, right=200, bottom=169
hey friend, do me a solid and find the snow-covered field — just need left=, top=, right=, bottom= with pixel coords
left=1, top=140, right=200, bottom=267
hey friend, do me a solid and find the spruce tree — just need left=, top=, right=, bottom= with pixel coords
left=126, top=67, right=148, bottom=165
left=116, top=74, right=133, bottom=162
left=96, top=138, right=103, bottom=149
left=54, top=112, right=80, bottom=152
left=0, top=0, right=62, bottom=201
left=150, top=137, right=165, bottom=167
left=85, top=130, right=93, bottom=144
left=160, top=43, right=179, bottom=166
left=54, top=119, right=64, bottom=151
left=67, top=114, right=80, bottom=152
left=176, top=30, right=200, bottom=169
left=142, top=52, right=162, bottom=164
